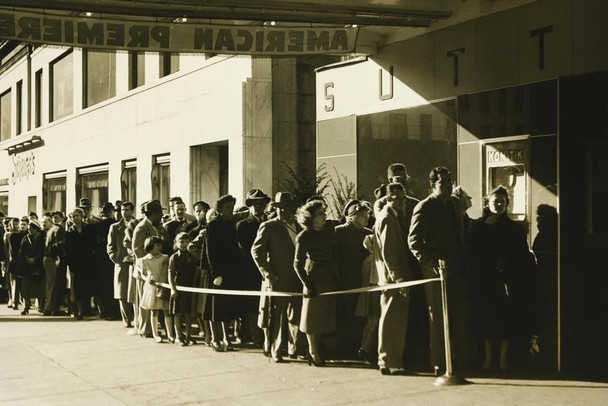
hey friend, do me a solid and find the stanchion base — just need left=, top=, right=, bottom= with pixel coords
left=433, top=374, right=471, bottom=386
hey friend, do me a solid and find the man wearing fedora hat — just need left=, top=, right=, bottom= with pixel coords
left=96, top=203, right=119, bottom=320
left=79, top=198, right=101, bottom=225
left=108, top=202, right=137, bottom=328
left=132, top=199, right=172, bottom=338
left=19, top=218, right=46, bottom=315
left=252, top=192, right=306, bottom=362
left=236, top=189, right=271, bottom=347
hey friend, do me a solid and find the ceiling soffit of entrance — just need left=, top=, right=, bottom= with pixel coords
left=1, top=0, right=539, bottom=54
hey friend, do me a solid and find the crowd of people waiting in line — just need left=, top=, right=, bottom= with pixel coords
left=0, top=163, right=544, bottom=376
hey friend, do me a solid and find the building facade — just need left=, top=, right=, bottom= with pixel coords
left=0, top=44, right=334, bottom=216
left=316, top=0, right=607, bottom=377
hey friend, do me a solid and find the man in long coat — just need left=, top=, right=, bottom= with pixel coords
left=408, top=166, right=471, bottom=375
left=236, top=189, right=270, bottom=347
left=252, top=192, right=305, bottom=362
left=108, top=201, right=137, bottom=328
left=132, top=199, right=168, bottom=337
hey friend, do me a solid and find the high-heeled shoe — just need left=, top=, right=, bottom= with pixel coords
left=307, top=352, right=326, bottom=367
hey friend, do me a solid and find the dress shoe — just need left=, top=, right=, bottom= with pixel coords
left=271, top=356, right=285, bottom=363
left=211, top=342, right=224, bottom=352
left=20, top=309, right=29, bottom=315
left=434, top=366, right=446, bottom=377
left=52, top=310, right=68, bottom=316
left=380, top=367, right=406, bottom=376
left=306, top=352, right=326, bottom=367
left=43, top=311, right=52, bottom=316
left=221, top=342, right=235, bottom=352
left=154, top=336, right=163, bottom=343
left=175, top=338, right=187, bottom=347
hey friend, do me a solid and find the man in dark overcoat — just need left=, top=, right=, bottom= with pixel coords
left=408, top=166, right=471, bottom=375
left=236, top=189, right=270, bottom=347
left=252, top=192, right=305, bottom=362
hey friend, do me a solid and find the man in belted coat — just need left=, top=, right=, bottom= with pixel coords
left=236, top=189, right=270, bottom=347
left=408, top=166, right=471, bottom=375
left=107, top=201, right=137, bottom=328
left=251, top=192, right=305, bottom=362
left=132, top=199, right=170, bottom=337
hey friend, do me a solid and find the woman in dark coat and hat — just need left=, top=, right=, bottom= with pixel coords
left=18, top=219, right=46, bottom=315
left=294, top=200, right=339, bottom=366
left=205, top=194, right=243, bottom=351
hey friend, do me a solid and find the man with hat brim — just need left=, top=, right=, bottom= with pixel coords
left=95, top=203, right=119, bottom=320
left=236, top=189, right=271, bottom=347
left=374, top=163, right=427, bottom=370
left=334, top=200, right=374, bottom=358
left=107, top=201, right=137, bottom=329
left=79, top=198, right=101, bottom=225
left=252, top=192, right=306, bottom=362
left=42, top=211, right=68, bottom=316
left=18, top=218, right=46, bottom=315
left=132, top=199, right=173, bottom=340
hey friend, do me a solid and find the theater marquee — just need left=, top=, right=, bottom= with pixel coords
left=0, top=10, right=359, bottom=55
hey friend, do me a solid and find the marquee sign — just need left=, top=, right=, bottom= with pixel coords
left=0, top=10, right=359, bottom=55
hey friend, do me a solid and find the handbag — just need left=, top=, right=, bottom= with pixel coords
left=155, top=286, right=170, bottom=301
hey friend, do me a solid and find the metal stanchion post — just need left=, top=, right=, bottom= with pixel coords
left=434, top=267, right=470, bottom=386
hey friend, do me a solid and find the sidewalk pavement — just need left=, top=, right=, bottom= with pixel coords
left=1, top=306, right=607, bottom=405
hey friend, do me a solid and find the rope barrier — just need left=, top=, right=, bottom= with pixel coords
left=154, top=277, right=440, bottom=297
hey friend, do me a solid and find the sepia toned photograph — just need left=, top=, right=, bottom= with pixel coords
left=0, top=0, right=607, bottom=404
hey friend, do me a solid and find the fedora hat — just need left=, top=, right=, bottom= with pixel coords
left=387, top=163, right=410, bottom=180
left=270, top=192, right=295, bottom=208
left=142, top=199, right=163, bottom=214
left=29, top=218, right=42, bottom=230
left=343, top=199, right=371, bottom=218
left=79, top=198, right=92, bottom=208
left=101, top=202, right=115, bottom=215
left=245, top=189, right=270, bottom=206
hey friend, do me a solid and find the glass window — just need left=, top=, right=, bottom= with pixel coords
left=152, top=155, right=170, bottom=211
left=43, top=174, right=66, bottom=213
left=0, top=89, right=11, bottom=141
left=16, top=80, right=22, bottom=135
left=159, top=52, right=179, bottom=78
left=121, top=160, right=137, bottom=207
left=84, top=50, right=116, bottom=108
left=128, top=51, right=145, bottom=90
left=0, top=193, right=8, bottom=215
left=356, top=99, right=457, bottom=200
left=50, top=50, right=73, bottom=121
left=35, top=69, right=42, bottom=128
left=77, top=168, right=109, bottom=209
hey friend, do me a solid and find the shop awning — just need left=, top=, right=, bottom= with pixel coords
left=3, top=134, right=44, bottom=155
left=0, top=0, right=456, bottom=55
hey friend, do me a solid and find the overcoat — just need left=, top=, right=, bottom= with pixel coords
left=65, top=224, right=97, bottom=301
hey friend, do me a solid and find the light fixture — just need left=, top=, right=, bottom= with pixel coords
left=263, top=21, right=276, bottom=26
left=81, top=11, right=93, bottom=17
left=173, top=16, right=188, bottom=23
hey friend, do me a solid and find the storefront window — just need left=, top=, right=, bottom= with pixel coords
left=121, top=160, right=137, bottom=207
left=0, top=88, right=11, bottom=141
left=43, top=172, right=67, bottom=213
left=50, top=49, right=73, bottom=122
left=128, top=51, right=145, bottom=90
left=84, top=49, right=116, bottom=108
left=77, top=165, right=109, bottom=210
left=0, top=193, right=8, bottom=214
left=356, top=100, right=458, bottom=200
left=159, top=52, right=179, bottom=78
left=152, top=155, right=170, bottom=211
